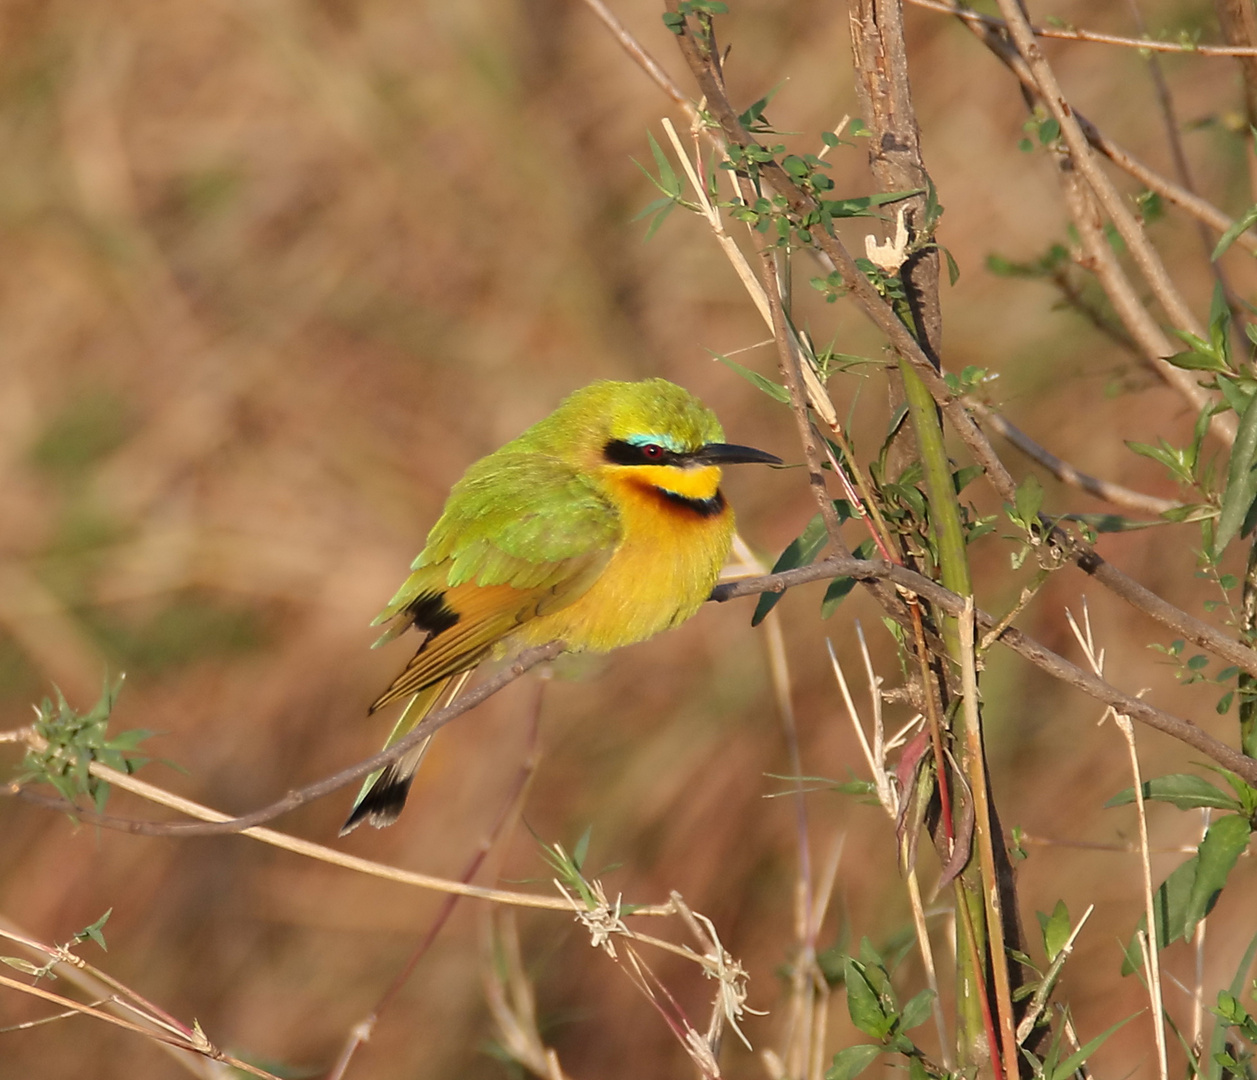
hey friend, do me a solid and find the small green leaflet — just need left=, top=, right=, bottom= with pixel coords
left=753, top=514, right=828, bottom=625
left=1121, top=857, right=1198, bottom=974
left=1185, top=815, right=1252, bottom=938
left=1037, top=899, right=1071, bottom=961
left=1206, top=929, right=1257, bottom=1078
left=1212, top=202, right=1257, bottom=261
left=898, top=988, right=935, bottom=1031
left=713, top=353, right=790, bottom=405
left=1214, top=387, right=1257, bottom=555
left=822, top=539, right=876, bottom=618
left=1046, top=1014, right=1138, bottom=1080
left=825, top=1044, right=881, bottom=1080
left=844, top=958, right=894, bottom=1040
left=75, top=909, right=112, bottom=952
left=1105, top=774, right=1243, bottom=812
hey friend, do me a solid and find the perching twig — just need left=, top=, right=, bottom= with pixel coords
left=9, top=640, right=565, bottom=837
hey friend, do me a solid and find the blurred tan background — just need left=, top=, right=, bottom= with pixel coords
left=1, top=0, right=1256, bottom=1076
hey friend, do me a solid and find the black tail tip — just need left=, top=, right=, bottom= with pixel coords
left=338, top=770, right=415, bottom=836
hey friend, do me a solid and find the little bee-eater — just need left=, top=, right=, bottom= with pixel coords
left=341, top=378, right=779, bottom=834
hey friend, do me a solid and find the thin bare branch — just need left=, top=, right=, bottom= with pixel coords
left=711, top=556, right=1257, bottom=782
left=0, top=972, right=280, bottom=1080
left=970, top=401, right=1182, bottom=516
left=950, top=3, right=1257, bottom=259
left=992, top=0, right=1205, bottom=338
left=9, top=640, right=565, bottom=837
left=908, top=0, right=1257, bottom=56
left=9, top=731, right=686, bottom=917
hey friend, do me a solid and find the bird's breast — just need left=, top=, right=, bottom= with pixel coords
left=513, top=469, right=734, bottom=652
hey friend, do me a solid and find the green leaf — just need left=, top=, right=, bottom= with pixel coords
left=856, top=938, right=894, bottom=995
left=821, top=540, right=875, bottom=618
left=1048, top=1013, right=1138, bottom=1080
left=571, top=825, right=593, bottom=872
left=821, top=189, right=922, bottom=219
left=825, top=1044, right=882, bottom=1080
left=844, top=959, right=893, bottom=1039
left=75, top=909, right=112, bottom=952
left=1209, top=282, right=1233, bottom=369
left=2, top=957, right=45, bottom=976
left=1206, top=930, right=1257, bottom=1080
left=752, top=513, right=832, bottom=626
left=714, top=353, right=791, bottom=405
left=1209, top=765, right=1257, bottom=815
left=781, top=154, right=809, bottom=178
left=1106, top=774, right=1243, bottom=812
left=1013, top=473, right=1044, bottom=525
left=1037, top=899, right=1071, bottom=961
left=1214, top=387, right=1257, bottom=555
left=641, top=199, right=677, bottom=241
left=829, top=778, right=877, bottom=796
left=1127, top=439, right=1180, bottom=473
left=737, top=90, right=776, bottom=131
left=1216, top=374, right=1256, bottom=416
left=1212, top=202, right=1257, bottom=261
left=1065, top=512, right=1163, bottom=533
left=647, top=131, right=677, bottom=193
left=821, top=576, right=859, bottom=617
left=1185, top=815, right=1252, bottom=938
left=898, top=988, right=935, bottom=1031
left=1163, top=350, right=1230, bottom=373
left=953, top=464, right=983, bottom=493
left=1122, top=857, right=1198, bottom=973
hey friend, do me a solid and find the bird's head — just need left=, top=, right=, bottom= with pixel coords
left=536, top=379, right=780, bottom=514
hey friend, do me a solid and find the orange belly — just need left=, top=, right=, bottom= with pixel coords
left=512, top=477, right=734, bottom=653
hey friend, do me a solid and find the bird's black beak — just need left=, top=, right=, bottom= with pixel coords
left=690, top=442, right=782, bottom=466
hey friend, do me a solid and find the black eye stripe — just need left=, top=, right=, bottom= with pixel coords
left=603, top=439, right=681, bottom=466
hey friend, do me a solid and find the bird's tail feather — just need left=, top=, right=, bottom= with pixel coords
left=339, top=735, right=434, bottom=834
left=340, top=673, right=466, bottom=835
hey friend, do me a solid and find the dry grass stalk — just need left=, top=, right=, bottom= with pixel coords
left=483, top=912, right=575, bottom=1080
left=1014, top=904, right=1095, bottom=1043
left=4, top=726, right=676, bottom=914
left=1065, top=600, right=1169, bottom=1080
left=826, top=630, right=953, bottom=1069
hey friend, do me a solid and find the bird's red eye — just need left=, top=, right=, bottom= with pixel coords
left=641, top=444, right=664, bottom=460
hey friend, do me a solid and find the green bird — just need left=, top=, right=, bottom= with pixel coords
left=342, top=378, right=779, bottom=834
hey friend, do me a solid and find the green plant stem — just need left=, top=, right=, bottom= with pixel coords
left=1241, top=538, right=1257, bottom=758
left=961, top=599, right=1019, bottom=1077
left=899, top=350, right=990, bottom=1065
left=898, top=359, right=973, bottom=604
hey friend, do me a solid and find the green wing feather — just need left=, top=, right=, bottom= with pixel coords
left=430, top=453, right=618, bottom=579
left=368, top=452, right=620, bottom=708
